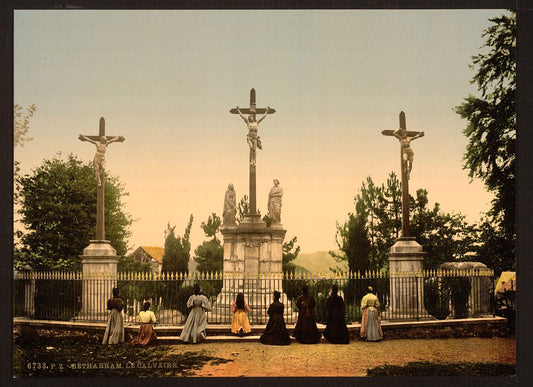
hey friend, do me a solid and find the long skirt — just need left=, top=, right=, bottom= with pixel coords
left=102, top=309, right=124, bottom=344
left=360, top=308, right=383, bottom=341
left=231, top=310, right=251, bottom=335
left=260, top=315, right=291, bottom=345
left=180, top=307, right=208, bottom=344
left=131, top=323, right=157, bottom=346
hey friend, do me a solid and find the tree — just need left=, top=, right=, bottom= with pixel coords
left=14, top=104, right=37, bottom=147
left=14, top=154, right=132, bottom=271
left=161, top=216, right=193, bottom=274
left=411, top=189, right=477, bottom=269
left=282, top=236, right=301, bottom=274
left=194, top=213, right=223, bottom=274
left=455, top=11, right=516, bottom=271
left=334, top=173, right=477, bottom=272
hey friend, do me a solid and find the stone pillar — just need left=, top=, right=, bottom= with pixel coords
left=215, top=215, right=290, bottom=323
left=386, top=237, right=429, bottom=320
left=77, top=240, right=119, bottom=321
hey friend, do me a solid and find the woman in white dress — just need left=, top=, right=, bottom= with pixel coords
left=179, top=284, right=211, bottom=343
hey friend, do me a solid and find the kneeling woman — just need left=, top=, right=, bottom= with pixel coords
left=231, top=293, right=252, bottom=336
left=131, top=301, right=157, bottom=346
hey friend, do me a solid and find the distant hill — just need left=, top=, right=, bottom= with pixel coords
left=292, top=250, right=348, bottom=274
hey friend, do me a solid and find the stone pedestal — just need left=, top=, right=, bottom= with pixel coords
left=214, top=215, right=291, bottom=323
left=385, top=237, right=429, bottom=320
left=77, top=240, right=119, bottom=321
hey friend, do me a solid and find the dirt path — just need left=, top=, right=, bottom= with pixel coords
left=167, top=337, right=515, bottom=377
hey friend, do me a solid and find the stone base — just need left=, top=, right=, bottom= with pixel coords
left=215, top=215, right=289, bottom=324
left=77, top=240, right=119, bottom=321
left=387, top=237, right=430, bottom=320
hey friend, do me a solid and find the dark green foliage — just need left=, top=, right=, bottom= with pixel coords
left=455, top=12, right=516, bottom=274
left=117, top=256, right=153, bottom=273
left=14, top=154, right=132, bottom=271
left=335, top=174, right=477, bottom=272
left=175, top=285, right=195, bottom=316
left=367, top=361, right=515, bottom=376
left=445, top=277, right=472, bottom=319
left=33, top=280, right=81, bottom=321
left=411, top=189, right=477, bottom=269
left=424, top=278, right=451, bottom=320
left=13, top=336, right=231, bottom=377
left=161, top=217, right=193, bottom=310
left=194, top=213, right=223, bottom=295
left=162, top=217, right=193, bottom=274
left=282, top=236, right=301, bottom=274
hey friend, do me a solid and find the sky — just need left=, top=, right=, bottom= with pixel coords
left=13, top=10, right=506, bottom=254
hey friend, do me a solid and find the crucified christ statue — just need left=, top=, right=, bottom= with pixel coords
left=79, top=134, right=125, bottom=186
left=235, top=106, right=271, bottom=166
left=392, top=128, right=424, bottom=180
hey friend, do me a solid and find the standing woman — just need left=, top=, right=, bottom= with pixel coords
left=131, top=301, right=157, bottom=346
left=102, top=287, right=124, bottom=345
left=324, top=284, right=350, bottom=344
left=260, top=290, right=291, bottom=345
left=360, top=286, right=383, bottom=341
left=293, top=285, right=321, bottom=344
left=230, top=293, right=252, bottom=336
left=180, top=284, right=211, bottom=344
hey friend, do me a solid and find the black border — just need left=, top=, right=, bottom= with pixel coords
left=2, top=1, right=530, bottom=386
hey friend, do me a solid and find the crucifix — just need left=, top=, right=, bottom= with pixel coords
left=230, top=89, right=276, bottom=216
left=382, top=111, right=425, bottom=238
left=79, top=117, right=125, bottom=240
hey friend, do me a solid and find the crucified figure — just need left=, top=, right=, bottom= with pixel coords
left=235, top=106, right=271, bottom=164
left=392, top=128, right=424, bottom=180
left=78, top=134, right=125, bottom=186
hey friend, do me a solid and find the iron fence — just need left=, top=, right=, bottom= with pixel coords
left=13, top=269, right=494, bottom=325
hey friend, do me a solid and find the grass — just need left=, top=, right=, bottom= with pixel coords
left=366, top=361, right=515, bottom=377
left=13, top=332, right=232, bottom=377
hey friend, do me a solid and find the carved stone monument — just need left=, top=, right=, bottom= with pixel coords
left=214, top=90, right=291, bottom=323
left=382, top=112, right=428, bottom=319
left=77, top=117, right=125, bottom=320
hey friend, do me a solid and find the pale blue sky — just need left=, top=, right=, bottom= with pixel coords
left=14, top=10, right=505, bottom=253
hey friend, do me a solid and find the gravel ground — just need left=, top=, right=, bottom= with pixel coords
left=165, top=337, right=516, bottom=377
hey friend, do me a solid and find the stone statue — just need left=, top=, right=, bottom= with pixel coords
left=235, top=106, right=271, bottom=166
left=223, top=184, right=237, bottom=226
left=267, top=179, right=283, bottom=224
left=79, top=134, right=125, bottom=186
left=392, top=128, right=424, bottom=180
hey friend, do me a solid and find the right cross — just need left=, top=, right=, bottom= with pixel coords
left=382, top=111, right=425, bottom=238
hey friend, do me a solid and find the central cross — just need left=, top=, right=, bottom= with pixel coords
left=79, top=117, right=125, bottom=240
left=382, top=112, right=424, bottom=238
left=230, top=89, right=275, bottom=216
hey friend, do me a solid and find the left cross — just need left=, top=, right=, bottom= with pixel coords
left=79, top=117, right=125, bottom=240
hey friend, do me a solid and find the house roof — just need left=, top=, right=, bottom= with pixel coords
left=133, top=246, right=165, bottom=264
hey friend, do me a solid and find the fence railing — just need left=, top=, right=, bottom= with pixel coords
left=13, top=269, right=495, bottom=325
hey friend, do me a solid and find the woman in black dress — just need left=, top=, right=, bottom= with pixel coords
left=324, top=284, right=350, bottom=344
left=293, top=285, right=321, bottom=344
left=260, top=291, right=291, bottom=345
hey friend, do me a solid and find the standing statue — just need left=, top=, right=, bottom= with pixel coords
left=79, top=134, right=125, bottom=186
left=392, top=128, right=424, bottom=180
left=235, top=106, right=271, bottom=166
left=267, top=179, right=283, bottom=224
left=223, top=183, right=237, bottom=226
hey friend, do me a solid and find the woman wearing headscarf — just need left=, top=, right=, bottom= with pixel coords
left=324, top=284, right=350, bottom=344
left=131, top=301, right=157, bottom=346
left=293, top=285, right=321, bottom=344
left=180, top=284, right=211, bottom=343
left=230, top=293, right=252, bottom=336
left=102, top=287, right=124, bottom=345
left=260, top=290, right=291, bottom=345
left=360, top=286, right=383, bottom=341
